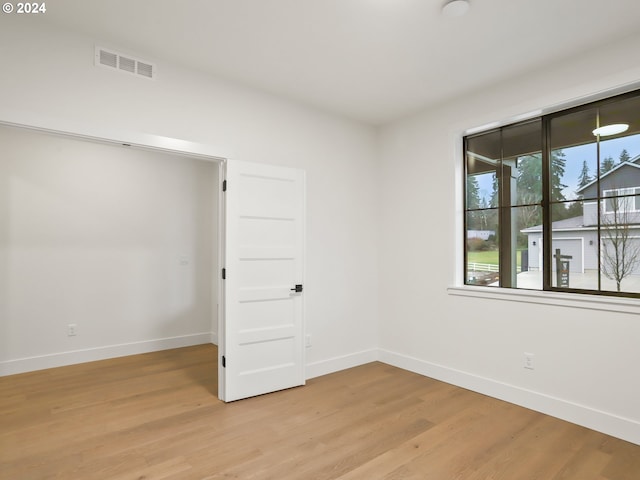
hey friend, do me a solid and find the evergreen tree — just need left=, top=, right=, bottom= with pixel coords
left=601, top=156, right=615, bottom=174
left=489, top=174, right=499, bottom=208
left=513, top=150, right=570, bottom=223
left=516, top=154, right=542, bottom=204
left=565, top=201, right=583, bottom=218
left=577, top=160, right=591, bottom=189
left=477, top=197, right=491, bottom=231
left=550, top=149, right=568, bottom=203
left=514, top=153, right=568, bottom=202
left=515, top=154, right=543, bottom=231
left=619, top=149, right=631, bottom=164
left=550, top=150, right=570, bottom=221
left=466, top=175, right=481, bottom=209
left=465, top=175, right=482, bottom=230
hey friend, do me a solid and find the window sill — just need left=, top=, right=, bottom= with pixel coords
left=447, top=285, right=640, bottom=315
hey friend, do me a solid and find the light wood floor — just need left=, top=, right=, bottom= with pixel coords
left=1, top=345, right=639, bottom=480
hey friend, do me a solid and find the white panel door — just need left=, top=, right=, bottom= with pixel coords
left=220, top=159, right=305, bottom=402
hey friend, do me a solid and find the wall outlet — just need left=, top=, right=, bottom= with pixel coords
left=67, top=324, right=77, bottom=337
left=305, top=334, right=312, bottom=348
left=524, top=352, right=535, bottom=370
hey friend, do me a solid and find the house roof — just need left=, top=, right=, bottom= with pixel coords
left=521, top=215, right=586, bottom=233
left=575, top=153, right=640, bottom=194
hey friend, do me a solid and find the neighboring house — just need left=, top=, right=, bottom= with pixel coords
left=522, top=154, right=640, bottom=274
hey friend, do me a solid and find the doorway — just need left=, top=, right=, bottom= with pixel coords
left=0, top=123, right=223, bottom=388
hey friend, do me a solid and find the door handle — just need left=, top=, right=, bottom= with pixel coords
left=290, top=284, right=303, bottom=293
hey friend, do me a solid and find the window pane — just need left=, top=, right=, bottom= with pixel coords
left=599, top=136, right=640, bottom=185
left=466, top=211, right=499, bottom=286
left=466, top=171, right=497, bottom=210
left=514, top=153, right=542, bottom=206
left=599, top=193, right=640, bottom=294
left=513, top=205, right=542, bottom=290
left=466, top=131, right=500, bottom=208
left=503, top=120, right=543, bottom=207
left=597, top=96, right=640, bottom=195
left=599, top=94, right=640, bottom=141
left=548, top=109, right=592, bottom=287
left=549, top=200, right=595, bottom=290
left=550, top=109, right=599, bottom=202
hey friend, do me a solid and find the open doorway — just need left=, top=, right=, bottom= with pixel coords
left=0, top=123, right=223, bottom=392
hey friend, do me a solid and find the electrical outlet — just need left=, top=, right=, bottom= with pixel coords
left=524, top=352, right=535, bottom=370
left=67, top=324, right=77, bottom=337
left=305, top=334, right=312, bottom=348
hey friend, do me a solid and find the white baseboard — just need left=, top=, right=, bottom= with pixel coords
left=306, top=348, right=379, bottom=380
left=379, top=348, right=640, bottom=447
left=210, top=331, right=218, bottom=346
left=0, top=333, right=213, bottom=377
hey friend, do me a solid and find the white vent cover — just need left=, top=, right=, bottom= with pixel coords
left=95, top=46, right=156, bottom=80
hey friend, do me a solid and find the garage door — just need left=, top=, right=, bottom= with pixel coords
left=551, top=238, right=583, bottom=273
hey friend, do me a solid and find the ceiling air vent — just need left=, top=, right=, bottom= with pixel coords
left=95, top=46, right=156, bottom=80
left=99, top=49, right=117, bottom=68
left=136, top=61, right=154, bottom=79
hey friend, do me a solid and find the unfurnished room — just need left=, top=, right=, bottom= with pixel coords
left=1, top=1, right=639, bottom=479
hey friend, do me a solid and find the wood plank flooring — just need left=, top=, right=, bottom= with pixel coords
left=1, top=345, right=639, bottom=479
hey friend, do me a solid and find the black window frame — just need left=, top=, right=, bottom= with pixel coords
left=463, top=88, right=640, bottom=298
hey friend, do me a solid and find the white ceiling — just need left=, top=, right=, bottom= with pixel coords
left=41, top=0, right=640, bottom=126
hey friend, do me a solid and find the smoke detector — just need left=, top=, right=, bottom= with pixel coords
left=442, top=0, right=470, bottom=17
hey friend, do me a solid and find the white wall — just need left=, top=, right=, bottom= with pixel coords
left=0, top=125, right=218, bottom=374
left=377, top=31, right=640, bottom=445
left=0, top=20, right=379, bottom=376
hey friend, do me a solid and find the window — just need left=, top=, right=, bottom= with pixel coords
left=464, top=89, right=640, bottom=297
left=603, top=188, right=640, bottom=213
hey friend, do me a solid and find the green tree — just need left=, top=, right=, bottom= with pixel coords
left=565, top=201, right=583, bottom=218
left=577, top=160, right=591, bottom=188
left=619, top=149, right=631, bottom=164
left=515, top=154, right=543, bottom=233
left=516, top=155, right=542, bottom=203
left=489, top=174, right=498, bottom=208
left=550, top=150, right=569, bottom=221
left=476, top=197, right=493, bottom=231
left=511, top=151, right=568, bottom=201
left=466, top=175, right=481, bottom=209
left=550, top=150, right=568, bottom=203
left=466, top=175, right=482, bottom=229
left=601, top=156, right=615, bottom=174
left=513, top=150, right=570, bottom=227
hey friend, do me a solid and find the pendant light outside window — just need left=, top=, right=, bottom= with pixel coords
left=592, top=124, right=629, bottom=137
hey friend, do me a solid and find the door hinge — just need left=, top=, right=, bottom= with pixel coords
left=222, top=355, right=226, bottom=368
left=222, top=268, right=226, bottom=280
left=222, top=180, right=227, bottom=192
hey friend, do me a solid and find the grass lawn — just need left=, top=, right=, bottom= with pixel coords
left=468, top=250, right=524, bottom=267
